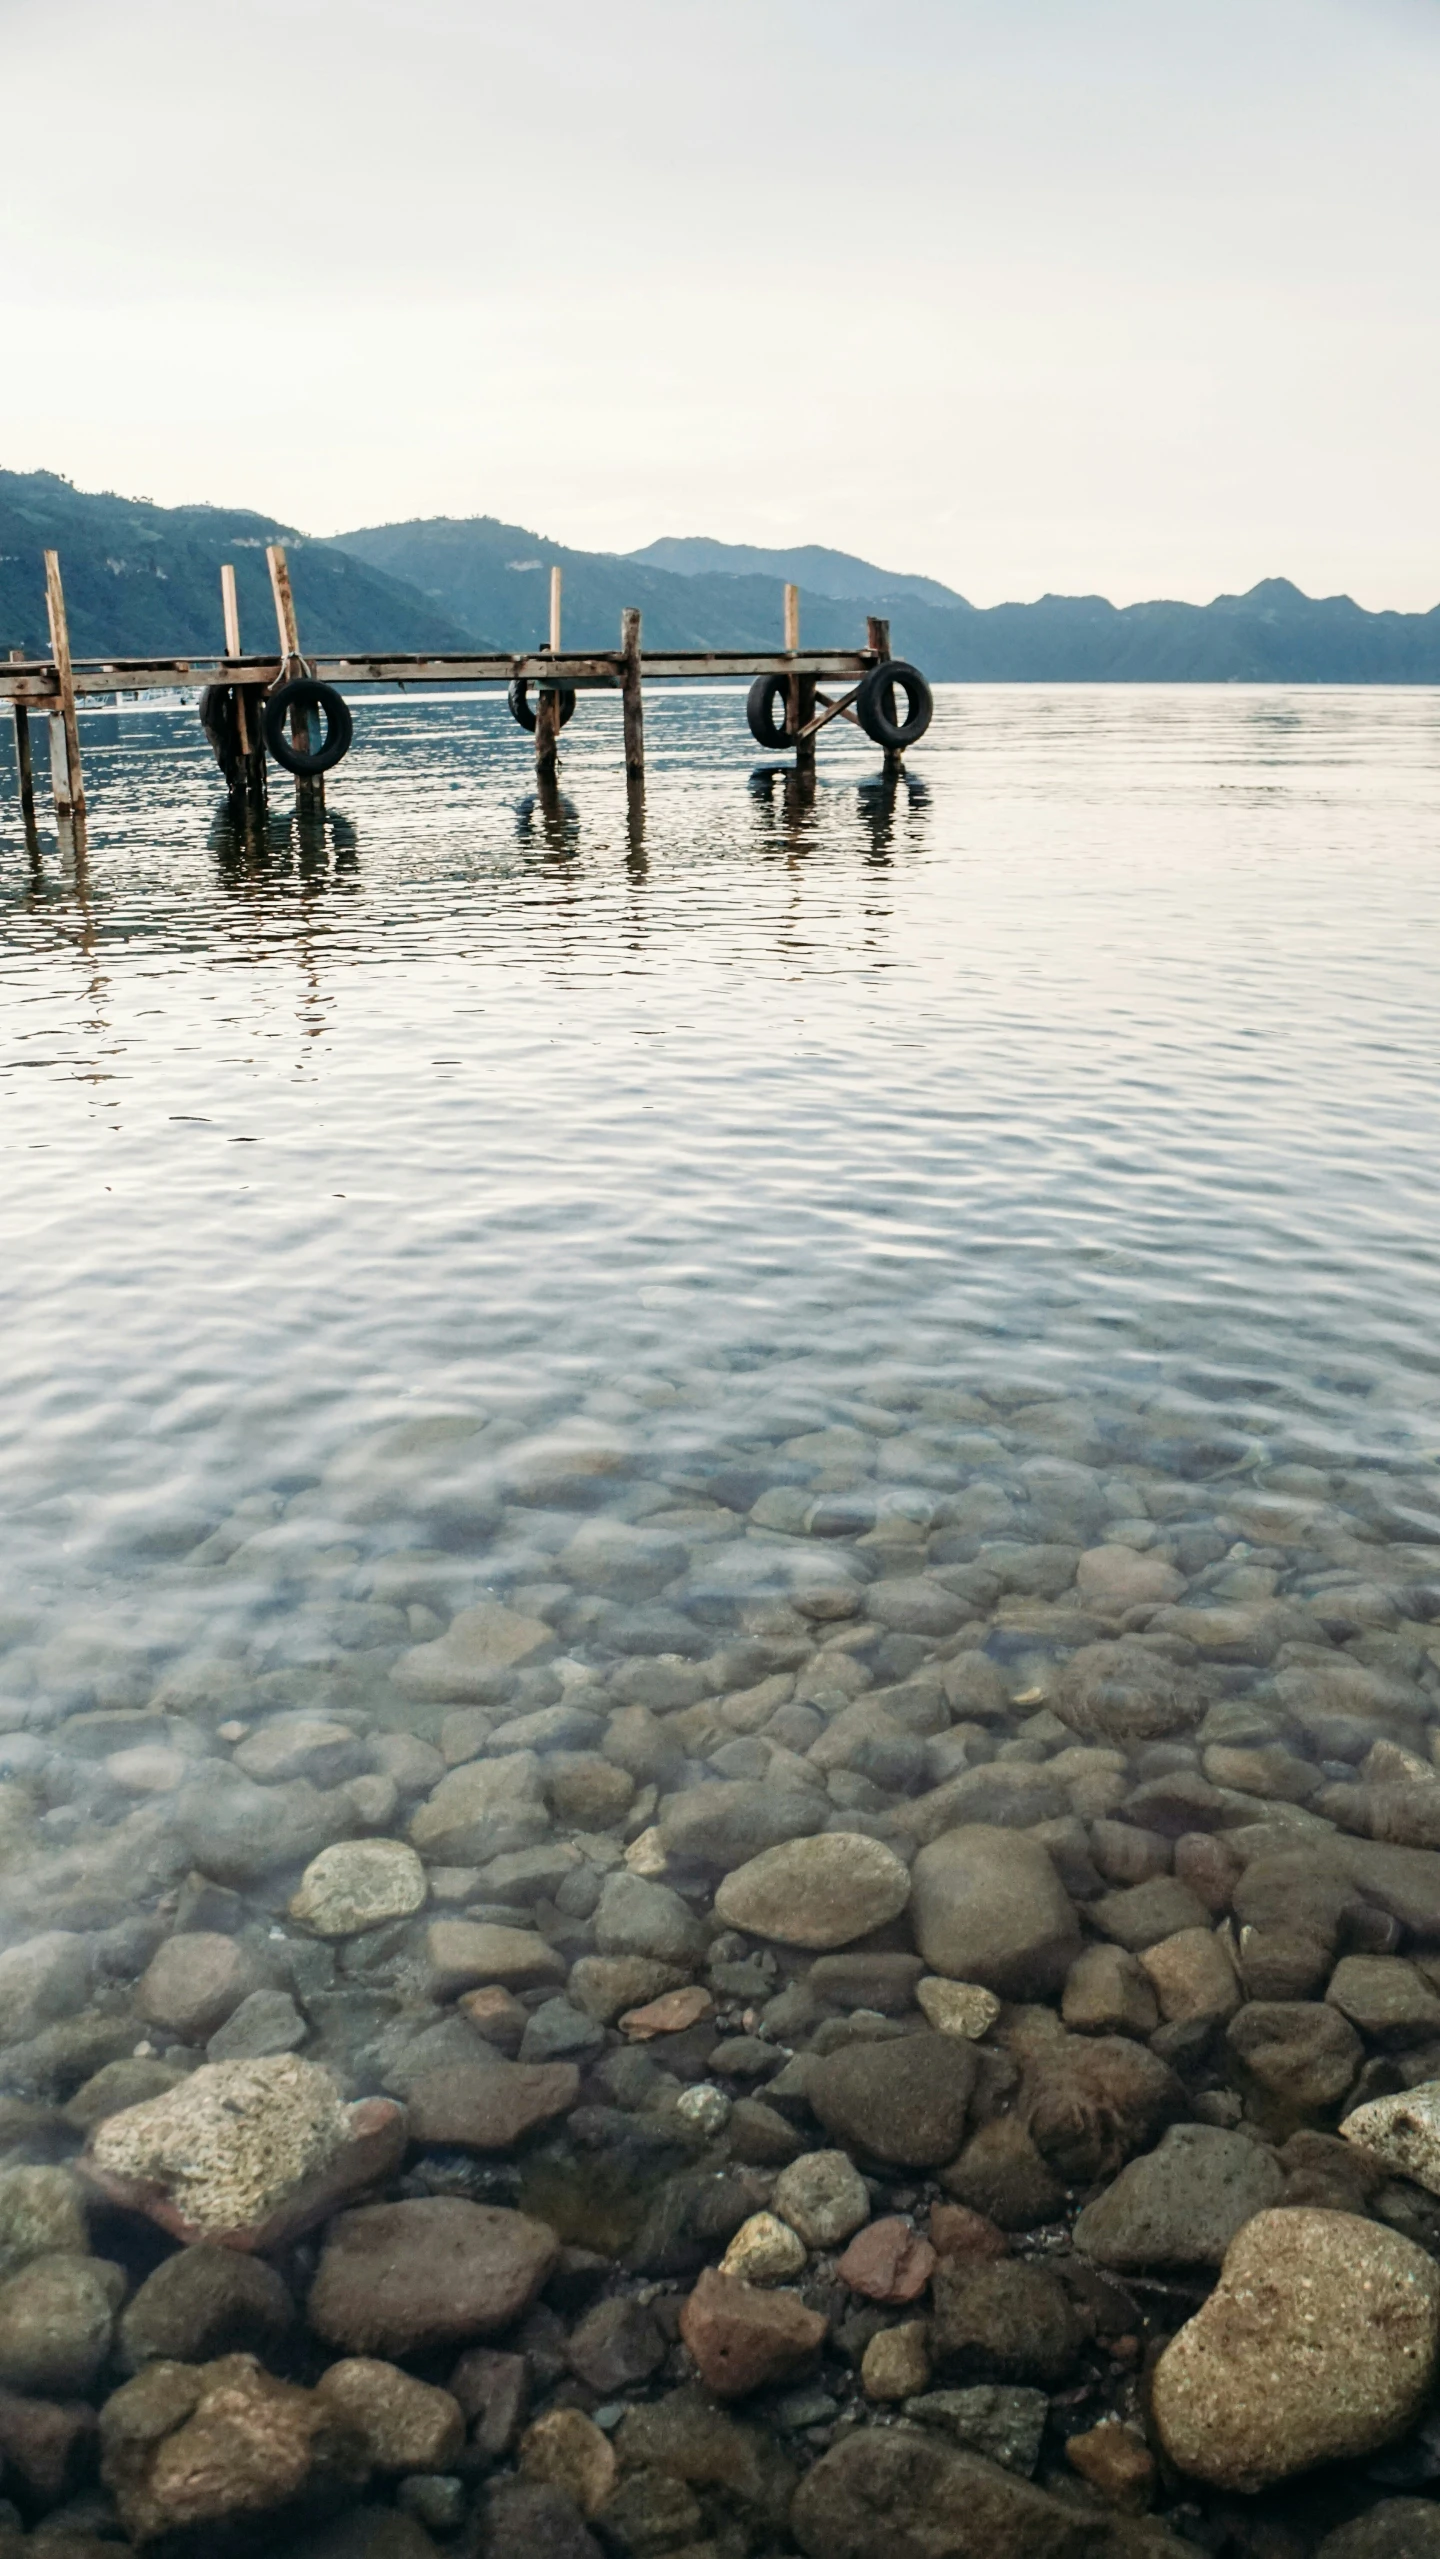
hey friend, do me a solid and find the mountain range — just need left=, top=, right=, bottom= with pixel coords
left=3, top=469, right=1439, bottom=683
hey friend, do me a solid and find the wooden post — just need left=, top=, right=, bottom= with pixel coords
left=534, top=684, right=561, bottom=780
left=620, top=607, right=644, bottom=785
left=549, top=565, right=563, bottom=654
left=867, top=614, right=903, bottom=776
left=8, top=648, right=37, bottom=847
left=43, top=551, right=86, bottom=823
left=266, top=543, right=323, bottom=819
left=221, top=565, right=267, bottom=812
left=785, top=584, right=815, bottom=780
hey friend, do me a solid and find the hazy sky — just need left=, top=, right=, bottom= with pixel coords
left=4, top=0, right=1439, bottom=605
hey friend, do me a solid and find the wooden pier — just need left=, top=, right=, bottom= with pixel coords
left=2, top=549, right=933, bottom=852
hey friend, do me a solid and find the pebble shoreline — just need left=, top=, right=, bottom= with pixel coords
left=3, top=1402, right=1440, bottom=2554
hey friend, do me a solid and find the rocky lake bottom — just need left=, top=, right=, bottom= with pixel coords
left=4, top=685, right=1440, bottom=2559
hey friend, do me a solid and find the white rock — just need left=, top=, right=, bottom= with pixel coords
left=916, top=1978, right=1001, bottom=2040
left=720, top=2212, right=808, bottom=2284
left=675, top=2084, right=731, bottom=2137
left=290, top=1839, right=427, bottom=1939
left=1343, top=2081, right=1440, bottom=2195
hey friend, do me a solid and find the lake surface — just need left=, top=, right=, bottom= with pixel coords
left=4, top=683, right=1440, bottom=1719
left=6, top=684, right=1440, bottom=2546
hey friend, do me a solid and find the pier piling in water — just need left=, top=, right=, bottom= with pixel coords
left=43, top=551, right=86, bottom=843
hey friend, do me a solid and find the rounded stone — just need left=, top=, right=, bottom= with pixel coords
left=137, top=1933, right=262, bottom=2043
left=1053, top=1641, right=1206, bottom=1745
left=861, top=2321, right=931, bottom=2402
left=119, top=2243, right=294, bottom=2370
left=315, top=2359, right=465, bottom=2472
left=910, top=1826, right=1080, bottom=1999
left=308, top=2197, right=559, bottom=2357
left=809, top=2033, right=977, bottom=2169
left=719, top=2212, right=808, bottom=2284
left=1151, top=2208, right=1440, bottom=2491
left=0, top=2165, right=87, bottom=2279
left=0, top=2252, right=120, bottom=2393
left=518, top=2408, right=617, bottom=2518
left=1317, top=2504, right=1440, bottom=2559
left=772, top=2150, right=871, bottom=2249
left=678, top=2266, right=826, bottom=2400
left=915, top=1979, right=1001, bottom=2040
left=290, top=1839, right=428, bottom=1939
left=713, top=1832, right=911, bottom=1950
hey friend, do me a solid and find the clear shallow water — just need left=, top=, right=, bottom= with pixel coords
left=3, top=681, right=1440, bottom=1713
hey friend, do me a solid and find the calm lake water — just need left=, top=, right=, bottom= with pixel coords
left=4, top=686, right=1440, bottom=1719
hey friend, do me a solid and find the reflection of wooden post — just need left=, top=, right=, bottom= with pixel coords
left=266, top=543, right=323, bottom=819
left=43, top=551, right=85, bottom=822
left=785, top=584, right=815, bottom=780
left=549, top=565, right=563, bottom=653
left=620, top=607, right=644, bottom=784
left=8, top=647, right=37, bottom=845
left=221, top=565, right=267, bottom=812
left=867, top=612, right=903, bottom=776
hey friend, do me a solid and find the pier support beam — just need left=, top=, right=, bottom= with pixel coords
left=621, top=607, right=645, bottom=787
left=222, top=565, right=268, bottom=815
left=867, top=615, right=904, bottom=779
left=43, top=551, right=86, bottom=838
left=8, top=647, right=38, bottom=852
left=267, top=545, right=324, bottom=823
left=784, top=584, right=816, bottom=784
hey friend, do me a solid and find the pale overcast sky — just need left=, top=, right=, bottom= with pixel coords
left=4, top=0, right=1438, bottom=605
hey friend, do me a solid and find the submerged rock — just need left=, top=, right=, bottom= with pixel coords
left=791, top=2427, right=1104, bottom=2559
left=82, top=2055, right=405, bottom=2247
left=99, top=2351, right=371, bottom=2544
left=911, top=1825, right=1080, bottom=1998
left=713, top=1831, right=911, bottom=1948
left=308, top=2197, right=559, bottom=2356
left=1072, top=2123, right=1283, bottom=2270
left=1151, top=2208, right=1440, bottom=2491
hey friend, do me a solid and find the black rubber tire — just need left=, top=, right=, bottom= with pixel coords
left=198, top=685, right=240, bottom=780
left=507, top=678, right=576, bottom=732
left=262, top=679, right=354, bottom=775
left=746, top=673, right=791, bottom=750
left=856, top=660, right=933, bottom=749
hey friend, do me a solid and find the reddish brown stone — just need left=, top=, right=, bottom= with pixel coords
left=1065, top=2422, right=1156, bottom=2511
left=836, top=2217, right=937, bottom=2305
left=927, top=2202, right=1009, bottom=2262
left=619, top=1986, right=713, bottom=2039
left=405, top=2061, right=579, bottom=2151
left=678, top=2267, right=826, bottom=2400
left=457, top=1985, right=527, bottom=2051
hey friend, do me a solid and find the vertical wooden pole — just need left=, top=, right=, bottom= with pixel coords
left=43, top=551, right=86, bottom=822
left=785, top=584, right=815, bottom=780
left=620, top=607, right=645, bottom=785
left=867, top=613, right=903, bottom=777
left=534, top=684, right=560, bottom=780
left=549, top=565, right=563, bottom=654
left=266, top=543, right=323, bottom=819
left=222, top=565, right=267, bottom=812
left=9, top=648, right=37, bottom=846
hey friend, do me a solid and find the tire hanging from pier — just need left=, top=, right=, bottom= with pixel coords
left=745, top=674, right=792, bottom=750
left=855, top=661, right=933, bottom=749
left=262, top=679, right=354, bottom=775
left=507, top=679, right=576, bottom=733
